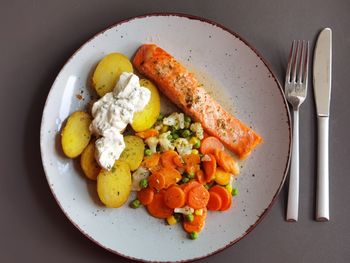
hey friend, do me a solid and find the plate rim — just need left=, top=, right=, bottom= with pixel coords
left=40, top=12, right=291, bottom=262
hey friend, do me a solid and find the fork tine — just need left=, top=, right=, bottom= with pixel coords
left=303, top=41, right=310, bottom=84
left=291, top=40, right=300, bottom=83
left=298, top=41, right=306, bottom=83
left=286, top=40, right=296, bottom=83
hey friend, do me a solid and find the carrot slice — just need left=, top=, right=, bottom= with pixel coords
left=185, top=164, right=200, bottom=174
left=149, top=164, right=162, bottom=173
left=173, top=154, right=184, bottom=168
left=195, top=170, right=206, bottom=184
left=160, top=150, right=180, bottom=168
left=135, top=128, right=159, bottom=139
left=202, top=153, right=217, bottom=182
left=147, top=191, right=173, bottom=219
left=183, top=154, right=201, bottom=175
left=200, top=136, right=224, bottom=154
left=148, top=172, right=165, bottom=190
left=216, top=150, right=240, bottom=175
left=183, top=154, right=201, bottom=166
left=187, top=185, right=210, bottom=209
left=137, top=187, right=155, bottom=205
left=182, top=180, right=201, bottom=195
left=207, top=191, right=222, bottom=211
left=142, top=153, right=160, bottom=169
left=209, top=185, right=231, bottom=211
left=182, top=209, right=207, bottom=233
left=158, top=167, right=182, bottom=188
left=203, top=131, right=209, bottom=139
left=164, top=185, right=186, bottom=209
left=220, top=193, right=232, bottom=211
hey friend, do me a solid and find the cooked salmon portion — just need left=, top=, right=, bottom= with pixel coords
left=133, top=44, right=262, bottom=159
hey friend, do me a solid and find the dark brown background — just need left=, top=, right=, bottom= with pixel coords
left=1, top=0, right=349, bottom=262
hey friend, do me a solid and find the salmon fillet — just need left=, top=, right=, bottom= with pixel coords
left=133, top=44, right=262, bottom=159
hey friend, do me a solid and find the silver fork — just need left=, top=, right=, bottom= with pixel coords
left=285, top=40, right=310, bottom=222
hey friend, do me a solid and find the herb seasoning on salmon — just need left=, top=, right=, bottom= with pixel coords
left=133, top=44, right=262, bottom=159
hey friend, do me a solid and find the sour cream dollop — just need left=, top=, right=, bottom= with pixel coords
left=90, top=72, right=151, bottom=170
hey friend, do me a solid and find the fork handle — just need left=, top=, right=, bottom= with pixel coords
left=286, top=109, right=299, bottom=222
left=316, top=116, right=329, bottom=221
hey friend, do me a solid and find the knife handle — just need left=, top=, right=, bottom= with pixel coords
left=316, top=116, right=329, bottom=221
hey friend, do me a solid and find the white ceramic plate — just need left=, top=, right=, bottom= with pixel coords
left=40, top=14, right=291, bottom=262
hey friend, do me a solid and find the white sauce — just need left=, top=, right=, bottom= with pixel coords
left=90, top=72, right=151, bottom=170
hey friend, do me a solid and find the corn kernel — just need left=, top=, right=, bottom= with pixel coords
left=160, top=125, right=169, bottom=133
left=194, top=209, right=203, bottom=216
left=191, top=149, right=199, bottom=155
left=225, top=184, right=233, bottom=194
left=189, top=136, right=200, bottom=145
left=166, top=215, right=177, bottom=225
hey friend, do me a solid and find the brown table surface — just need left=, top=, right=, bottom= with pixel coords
left=1, top=0, right=349, bottom=262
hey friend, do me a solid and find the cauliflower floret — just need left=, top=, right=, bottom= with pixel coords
left=190, top=122, right=204, bottom=140
left=153, top=121, right=163, bottom=131
left=201, top=154, right=212, bottom=162
left=174, top=206, right=194, bottom=215
left=163, top=112, right=185, bottom=129
left=145, top=136, right=159, bottom=153
left=229, top=174, right=235, bottom=186
left=158, top=131, right=175, bottom=151
left=131, top=167, right=150, bottom=191
left=174, top=138, right=193, bottom=156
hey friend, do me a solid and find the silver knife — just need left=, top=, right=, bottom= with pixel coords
left=313, top=28, right=332, bottom=221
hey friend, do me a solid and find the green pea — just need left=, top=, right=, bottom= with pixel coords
left=144, top=149, right=152, bottom=156
left=193, top=141, right=201, bottom=149
left=205, top=181, right=214, bottom=190
left=181, top=177, right=190, bottom=183
left=181, top=129, right=191, bottom=138
left=184, top=116, right=192, bottom=123
left=173, top=213, right=182, bottom=222
left=130, top=199, right=140, bottom=209
left=189, top=231, right=198, bottom=240
left=186, top=172, right=195, bottom=179
left=172, top=133, right=179, bottom=140
left=185, top=213, right=194, bottom=222
left=167, top=134, right=173, bottom=140
left=139, top=178, right=148, bottom=189
left=184, top=122, right=190, bottom=129
left=232, top=188, right=238, bottom=196
left=157, top=113, right=164, bottom=121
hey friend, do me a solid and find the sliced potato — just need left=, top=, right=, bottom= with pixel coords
left=97, top=160, right=131, bottom=208
left=118, top=135, right=144, bottom=171
left=80, top=141, right=100, bottom=180
left=61, top=111, right=92, bottom=158
left=92, top=53, right=133, bottom=97
left=131, top=79, right=161, bottom=132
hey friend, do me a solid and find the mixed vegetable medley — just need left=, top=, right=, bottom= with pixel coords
left=60, top=50, right=242, bottom=240
left=130, top=112, right=240, bottom=239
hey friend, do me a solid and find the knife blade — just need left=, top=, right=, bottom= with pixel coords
left=313, top=28, right=332, bottom=221
left=314, top=28, right=332, bottom=116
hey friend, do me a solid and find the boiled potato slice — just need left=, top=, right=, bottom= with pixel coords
left=97, top=160, right=131, bottom=208
left=61, top=111, right=92, bottom=158
left=80, top=141, right=100, bottom=180
left=131, top=79, right=160, bottom=132
left=118, top=135, right=144, bottom=171
left=92, top=53, right=133, bottom=97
